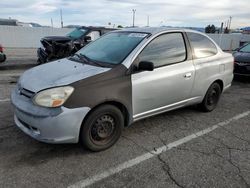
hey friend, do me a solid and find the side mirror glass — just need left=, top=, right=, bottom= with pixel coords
left=138, top=61, right=154, bottom=71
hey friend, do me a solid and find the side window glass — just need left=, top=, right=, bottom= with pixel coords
left=138, top=33, right=186, bottom=68
left=187, top=32, right=217, bottom=58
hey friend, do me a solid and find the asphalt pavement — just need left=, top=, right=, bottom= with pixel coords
left=0, top=54, right=250, bottom=188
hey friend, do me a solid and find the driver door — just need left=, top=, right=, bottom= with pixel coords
left=132, top=32, right=195, bottom=120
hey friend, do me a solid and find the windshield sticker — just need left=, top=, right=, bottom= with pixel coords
left=128, top=33, right=148, bottom=38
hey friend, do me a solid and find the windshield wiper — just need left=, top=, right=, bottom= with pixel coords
left=79, top=53, right=110, bottom=68
left=70, top=53, right=113, bottom=68
left=72, top=53, right=88, bottom=62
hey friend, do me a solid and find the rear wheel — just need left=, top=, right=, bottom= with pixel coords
left=80, top=105, right=124, bottom=151
left=199, top=82, right=222, bottom=112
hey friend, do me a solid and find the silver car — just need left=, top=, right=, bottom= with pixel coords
left=11, top=27, right=234, bottom=151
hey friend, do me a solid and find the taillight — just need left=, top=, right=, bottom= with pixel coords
left=0, top=45, right=3, bottom=52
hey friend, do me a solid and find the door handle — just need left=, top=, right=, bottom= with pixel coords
left=184, top=73, right=192, bottom=78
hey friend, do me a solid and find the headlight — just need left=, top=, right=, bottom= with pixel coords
left=33, top=86, right=74, bottom=107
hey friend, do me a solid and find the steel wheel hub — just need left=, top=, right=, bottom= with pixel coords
left=208, top=89, right=217, bottom=105
left=93, top=115, right=115, bottom=139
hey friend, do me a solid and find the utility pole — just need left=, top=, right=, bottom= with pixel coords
left=147, top=15, right=149, bottom=27
left=51, top=18, right=53, bottom=28
left=132, top=9, right=136, bottom=27
left=220, top=22, right=224, bottom=34
left=226, top=19, right=229, bottom=28
left=229, top=16, right=232, bottom=30
left=60, top=9, right=63, bottom=28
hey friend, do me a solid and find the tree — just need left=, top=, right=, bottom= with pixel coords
left=205, top=25, right=211, bottom=33
left=117, top=25, right=123, bottom=28
left=205, top=24, right=216, bottom=33
left=210, top=25, right=216, bottom=33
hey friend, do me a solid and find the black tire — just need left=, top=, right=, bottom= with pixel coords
left=199, top=82, right=222, bottom=112
left=80, top=105, right=124, bottom=152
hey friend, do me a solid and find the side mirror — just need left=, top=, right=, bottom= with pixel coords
left=84, top=36, right=92, bottom=43
left=138, top=61, right=154, bottom=71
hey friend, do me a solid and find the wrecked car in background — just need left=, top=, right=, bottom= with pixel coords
left=0, top=44, right=6, bottom=63
left=37, top=26, right=116, bottom=64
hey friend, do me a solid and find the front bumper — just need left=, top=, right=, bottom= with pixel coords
left=11, top=86, right=90, bottom=143
left=37, top=48, right=48, bottom=64
left=234, top=63, right=250, bottom=76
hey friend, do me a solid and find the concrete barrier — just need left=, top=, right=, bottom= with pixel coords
left=0, top=26, right=73, bottom=48
left=207, top=33, right=250, bottom=51
left=0, top=26, right=250, bottom=50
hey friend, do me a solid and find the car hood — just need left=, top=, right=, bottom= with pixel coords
left=19, top=58, right=110, bottom=93
left=42, top=36, right=72, bottom=43
left=233, top=52, right=250, bottom=63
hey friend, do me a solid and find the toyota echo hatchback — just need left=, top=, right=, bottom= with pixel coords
left=11, top=28, right=234, bottom=151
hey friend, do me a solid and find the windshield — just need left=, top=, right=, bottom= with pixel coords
left=67, top=28, right=87, bottom=39
left=77, top=32, right=148, bottom=65
left=239, top=43, right=250, bottom=53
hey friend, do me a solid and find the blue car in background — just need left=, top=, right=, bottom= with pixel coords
left=233, top=43, right=250, bottom=76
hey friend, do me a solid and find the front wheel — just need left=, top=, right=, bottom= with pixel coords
left=80, top=105, right=124, bottom=152
left=199, top=82, right=222, bottom=112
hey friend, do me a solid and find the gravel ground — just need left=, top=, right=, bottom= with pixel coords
left=0, top=57, right=249, bottom=188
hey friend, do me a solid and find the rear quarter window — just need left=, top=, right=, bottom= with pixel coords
left=187, top=32, right=217, bottom=59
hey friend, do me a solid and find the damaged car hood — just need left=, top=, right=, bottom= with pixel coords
left=19, top=58, right=110, bottom=93
left=42, top=36, right=72, bottom=43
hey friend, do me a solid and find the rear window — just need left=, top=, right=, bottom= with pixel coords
left=187, top=32, right=217, bottom=59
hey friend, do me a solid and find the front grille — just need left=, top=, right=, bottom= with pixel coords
left=18, top=118, right=39, bottom=133
left=18, top=118, right=31, bottom=130
left=17, top=84, right=35, bottom=98
left=236, top=62, right=250, bottom=66
left=19, top=88, right=35, bottom=98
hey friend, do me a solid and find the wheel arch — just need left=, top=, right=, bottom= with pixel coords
left=213, top=79, right=224, bottom=92
left=80, top=100, right=131, bottom=132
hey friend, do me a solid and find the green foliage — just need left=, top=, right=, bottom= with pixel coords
left=205, top=24, right=216, bottom=33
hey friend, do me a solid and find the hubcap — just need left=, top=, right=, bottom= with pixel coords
left=91, top=115, right=115, bottom=143
left=207, top=89, right=218, bottom=106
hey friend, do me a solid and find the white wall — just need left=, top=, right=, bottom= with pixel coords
left=0, top=26, right=250, bottom=50
left=207, top=33, right=250, bottom=51
left=0, top=26, right=73, bottom=48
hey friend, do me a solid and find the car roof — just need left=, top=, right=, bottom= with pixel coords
left=114, top=27, right=198, bottom=35
left=79, top=26, right=117, bottom=31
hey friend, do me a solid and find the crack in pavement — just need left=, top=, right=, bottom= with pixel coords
left=157, top=154, right=185, bottom=188
left=123, top=115, right=250, bottom=188
left=175, top=133, right=250, bottom=188
left=122, top=135, right=186, bottom=188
